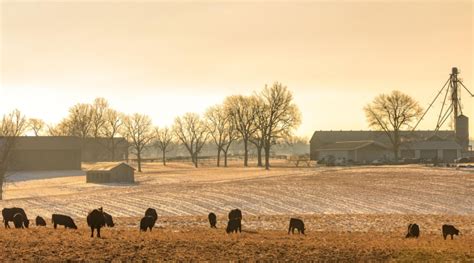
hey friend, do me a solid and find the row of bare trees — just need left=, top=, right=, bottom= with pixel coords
left=0, top=82, right=301, bottom=177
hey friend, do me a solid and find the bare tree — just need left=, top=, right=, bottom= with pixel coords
left=154, top=126, right=174, bottom=166
left=123, top=113, right=154, bottom=172
left=28, top=118, right=46, bottom=136
left=205, top=105, right=235, bottom=167
left=62, top=103, right=94, bottom=138
left=0, top=109, right=28, bottom=200
left=364, top=90, right=423, bottom=161
left=90, top=98, right=109, bottom=138
left=259, top=82, right=301, bottom=170
left=224, top=95, right=258, bottom=167
left=173, top=113, right=209, bottom=168
left=220, top=121, right=238, bottom=167
left=249, top=97, right=267, bottom=167
left=102, top=108, right=124, bottom=160
left=47, top=122, right=69, bottom=136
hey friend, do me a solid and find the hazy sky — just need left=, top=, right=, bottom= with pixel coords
left=1, top=1, right=473, bottom=138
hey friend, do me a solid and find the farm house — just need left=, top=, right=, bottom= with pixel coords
left=310, top=129, right=466, bottom=163
left=86, top=162, right=135, bottom=184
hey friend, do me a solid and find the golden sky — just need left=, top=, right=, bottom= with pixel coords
left=1, top=1, right=473, bottom=138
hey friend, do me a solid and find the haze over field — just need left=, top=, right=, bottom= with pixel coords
left=1, top=1, right=473, bottom=137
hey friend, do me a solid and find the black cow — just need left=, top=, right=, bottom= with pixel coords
left=208, top=212, right=217, bottom=228
left=87, top=208, right=107, bottom=238
left=145, top=208, right=158, bottom=223
left=228, top=209, right=242, bottom=221
left=405, top=223, right=419, bottom=238
left=13, top=213, right=25, bottom=229
left=52, top=214, right=77, bottom=229
left=226, top=219, right=241, bottom=234
left=35, top=216, right=47, bottom=227
left=2, top=207, right=29, bottom=228
left=140, top=216, right=155, bottom=232
left=104, top=212, right=115, bottom=227
left=442, top=224, right=460, bottom=240
left=288, top=218, right=305, bottom=235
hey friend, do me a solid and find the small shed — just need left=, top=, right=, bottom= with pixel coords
left=86, top=162, right=135, bottom=184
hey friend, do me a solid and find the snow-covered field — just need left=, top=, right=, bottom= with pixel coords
left=1, top=162, right=473, bottom=219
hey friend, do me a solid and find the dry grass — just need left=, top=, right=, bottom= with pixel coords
left=0, top=214, right=472, bottom=262
left=1, top=163, right=473, bottom=261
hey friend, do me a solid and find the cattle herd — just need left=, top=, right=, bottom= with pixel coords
left=1, top=207, right=462, bottom=240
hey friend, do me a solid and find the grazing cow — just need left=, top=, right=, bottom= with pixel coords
left=288, top=218, right=305, bottom=235
left=140, top=216, right=155, bottom=232
left=13, top=213, right=25, bottom=229
left=226, top=219, right=241, bottom=234
left=35, top=216, right=47, bottom=227
left=442, top=224, right=460, bottom=240
left=228, top=209, right=242, bottom=221
left=405, top=223, right=420, bottom=238
left=87, top=208, right=107, bottom=238
left=208, top=213, right=217, bottom=228
left=52, top=214, right=77, bottom=229
left=104, top=212, right=115, bottom=227
left=145, top=208, right=158, bottom=223
left=2, top=207, right=29, bottom=229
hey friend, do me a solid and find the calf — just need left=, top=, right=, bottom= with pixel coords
left=2, top=207, right=29, bottom=228
left=52, top=214, right=77, bottom=229
left=405, top=223, right=419, bottom=238
left=140, top=216, right=155, bottom=232
left=208, top=212, right=217, bottom=228
left=288, top=218, right=305, bottom=235
left=13, top=213, right=25, bottom=229
left=442, top=224, right=460, bottom=240
left=35, top=216, right=47, bottom=227
left=226, top=219, right=241, bottom=234
left=87, top=208, right=106, bottom=238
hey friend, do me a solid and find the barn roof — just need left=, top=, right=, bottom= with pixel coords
left=86, top=162, right=135, bottom=172
left=401, top=140, right=462, bottom=150
left=6, top=136, right=82, bottom=150
left=310, top=130, right=456, bottom=145
left=316, top=140, right=388, bottom=151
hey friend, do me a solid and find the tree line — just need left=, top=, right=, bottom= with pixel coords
left=0, top=82, right=302, bottom=174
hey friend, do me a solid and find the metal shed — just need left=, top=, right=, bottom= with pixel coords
left=86, top=162, right=135, bottom=184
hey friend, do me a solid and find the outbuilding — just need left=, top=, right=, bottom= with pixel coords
left=86, top=162, right=135, bottom=184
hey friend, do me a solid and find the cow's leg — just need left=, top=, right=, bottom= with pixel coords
left=443, top=234, right=447, bottom=240
left=451, top=234, right=453, bottom=240
left=5, top=221, right=10, bottom=228
left=54, top=223, right=57, bottom=229
left=97, top=227, right=101, bottom=238
left=90, top=227, right=94, bottom=237
left=288, top=226, right=291, bottom=234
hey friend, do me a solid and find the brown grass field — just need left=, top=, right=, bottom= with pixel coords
left=1, top=161, right=473, bottom=261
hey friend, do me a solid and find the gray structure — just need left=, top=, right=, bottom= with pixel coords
left=6, top=136, right=82, bottom=170
left=86, top=162, right=135, bottom=183
left=310, top=130, right=463, bottom=163
left=82, top=138, right=129, bottom=162
left=1, top=136, right=129, bottom=171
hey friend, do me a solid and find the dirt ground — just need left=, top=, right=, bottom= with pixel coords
left=0, top=214, right=472, bottom=261
left=1, top=162, right=473, bottom=261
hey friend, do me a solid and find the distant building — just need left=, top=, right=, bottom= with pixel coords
left=82, top=138, right=129, bottom=162
left=6, top=136, right=82, bottom=170
left=310, top=130, right=464, bottom=163
left=86, top=162, right=135, bottom=184
left=0, top=136, right=129, bottom=171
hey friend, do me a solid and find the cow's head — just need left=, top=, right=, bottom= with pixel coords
left=24, top=220, right=30, bottom=228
